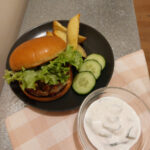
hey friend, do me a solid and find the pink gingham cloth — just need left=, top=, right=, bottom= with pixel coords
left=5, top=50, right=150, bottom=150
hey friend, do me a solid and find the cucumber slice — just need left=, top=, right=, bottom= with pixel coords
left=86, top=53, right=106, bottom=70
left=73, top=71, right=96, bottom=95
left=79, top=60, right=101, bottom=79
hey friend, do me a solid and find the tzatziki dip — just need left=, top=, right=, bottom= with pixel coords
left=84, top=96, right=141, bottom=150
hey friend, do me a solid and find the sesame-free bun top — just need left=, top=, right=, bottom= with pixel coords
left=9, top=36, right=66, bottom=71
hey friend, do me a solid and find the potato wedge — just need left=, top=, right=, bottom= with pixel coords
left=53, top=20, right=86, bottom=43
left=46, top=31, right=53, bottom=36
left=67, top=14, right=80, bottom=49
left=53, top=21, right=67, bottom=32
left=77, top=45, right=87, bottom=58
left=53, top=29, right=87, bottom=57
left=53, top=30, right=67, bottom=42
left=78, top=35, right=86, bottom=43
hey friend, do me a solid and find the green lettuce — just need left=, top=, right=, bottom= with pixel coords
left=4, top=45, right=83, bottom=90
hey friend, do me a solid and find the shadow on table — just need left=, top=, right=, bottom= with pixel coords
left=27, top=105, right=78, bottom=116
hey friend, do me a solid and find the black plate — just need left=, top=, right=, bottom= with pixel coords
left=6, top=20, right=114, bottom=111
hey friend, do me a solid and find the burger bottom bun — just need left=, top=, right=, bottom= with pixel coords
left=20, top=69, right=73, bottom=102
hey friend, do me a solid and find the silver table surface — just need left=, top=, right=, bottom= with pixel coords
left=0, top=0, right=140, bottom=149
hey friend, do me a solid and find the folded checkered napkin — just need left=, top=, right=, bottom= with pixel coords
left=5, top=50, right=150, bottom=150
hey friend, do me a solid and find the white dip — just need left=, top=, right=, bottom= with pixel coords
left=84, top=96, right=141, bottom=150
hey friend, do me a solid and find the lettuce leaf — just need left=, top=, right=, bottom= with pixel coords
left=54, top=45, right=83, bottom=70
left=4, top=45, right=83, bottom=90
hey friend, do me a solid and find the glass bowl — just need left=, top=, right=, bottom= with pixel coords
left=77, top=87, right=150, bottom=150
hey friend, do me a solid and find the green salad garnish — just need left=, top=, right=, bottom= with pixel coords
left=4, top=45, right=83, bottom=90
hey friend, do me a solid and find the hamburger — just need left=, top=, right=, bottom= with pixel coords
left=4, top=35, right=83, bottom=102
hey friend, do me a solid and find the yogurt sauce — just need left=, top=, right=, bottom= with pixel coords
left=84, top=96, right=141, bottom=150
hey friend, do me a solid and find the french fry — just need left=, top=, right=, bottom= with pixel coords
left=53, top=20, right=86, bottom=43
left=53, top=29, right=87, bottom=57
left=67, top=14, right=80, bottom=50
left=46, top=31, right=53, bottom=36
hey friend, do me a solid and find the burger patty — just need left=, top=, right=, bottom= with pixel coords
left=25, top=81, right=67, bottom=97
